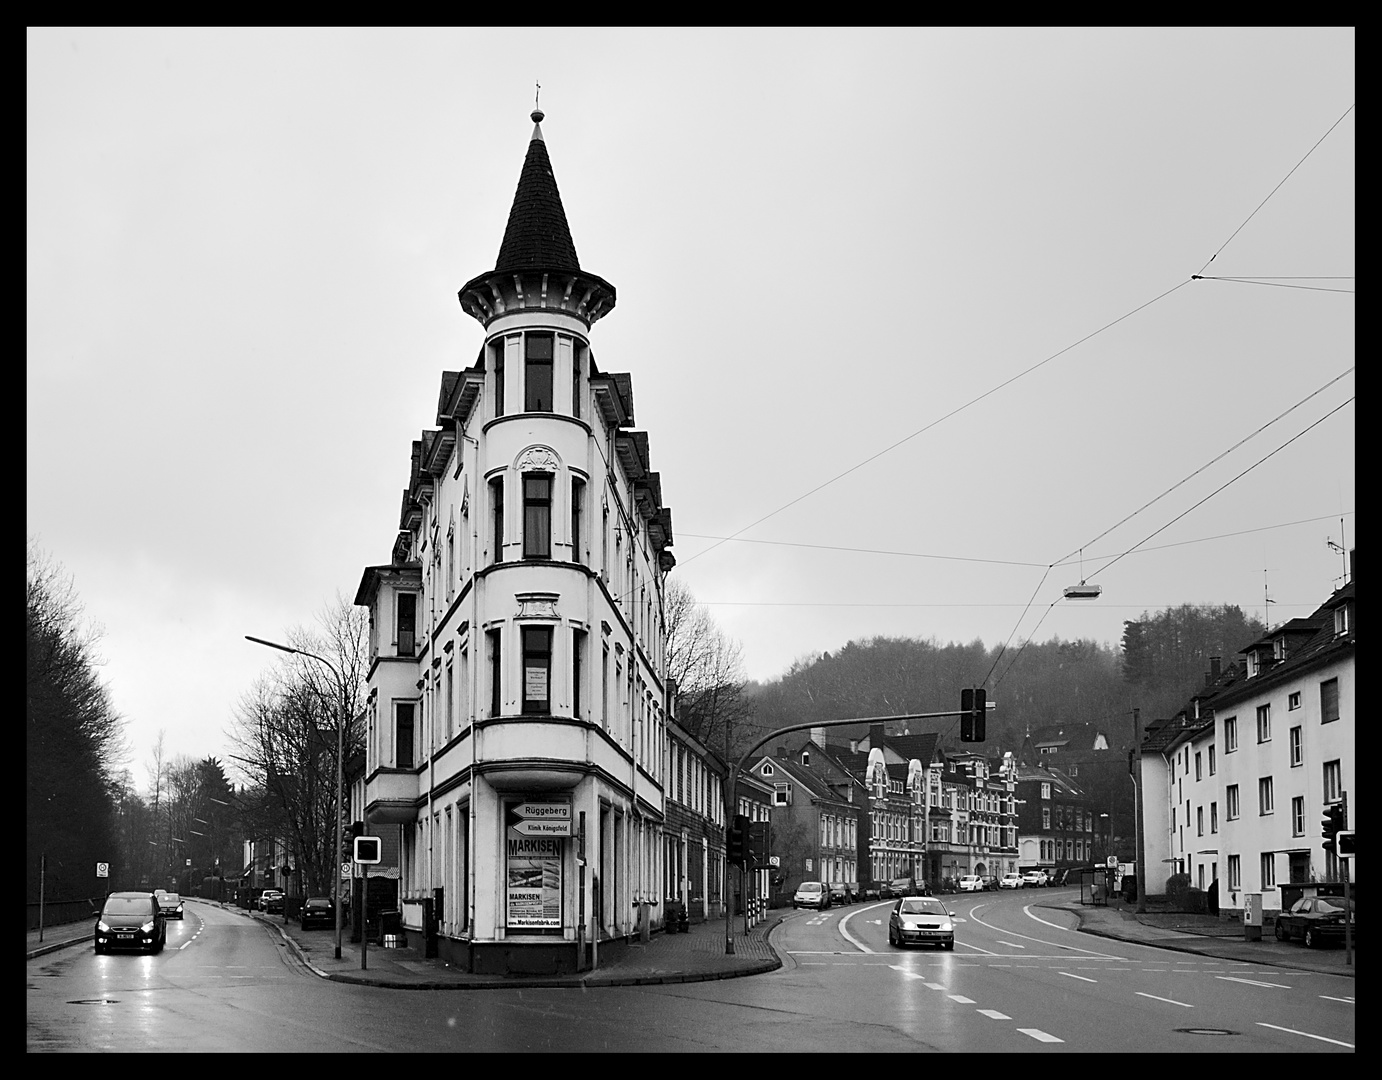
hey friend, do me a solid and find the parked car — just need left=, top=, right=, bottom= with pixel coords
left=859, top=883, right=881, bottom=901
left=883, top=877, right=918, bottom=900
left=793, top=881, right=831, bottom=910
left=828, top=882, right=853, bottom=905
left=94, top=891, right=166, bottom=954
left=1274, top=896, right=1354, bottom=948
left=299, top=896, right=335, bottom=931
left=258, top=889, right=285, bottom=913
left=958, top=875, right=984, bottom=893
left=1022, top=870, right=1049, bottom=888
left=999, top=873, right=1024, bottom=890
left=888, top=895, right=955, bottom=950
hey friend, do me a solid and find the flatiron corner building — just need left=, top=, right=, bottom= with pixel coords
left=354, top=110, right=678, bottom=975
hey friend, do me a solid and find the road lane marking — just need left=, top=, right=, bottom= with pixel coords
left=965, top=904, right=1121, bottom=959
left=996, top=941, right=1026, bottom=949
left=1256, top=1023, right=1354, bottom=1049
left=1216, top=975, right=1292, bottom=989
left=1319, top=995, right=1354, bottom=1004
left=948, top=994, right=976, bottom=1004
left=179, top=942, right=192, bottom=950
left=1058, top=972, right=1097, bottom=982
left=977, top=1009, right=1011, bottom=1020
left=924, top=982, right=946, bottom=991
left=1136, top=992, right=1194, bottom=1008
left=1018, top=1029, right=1064, bottom=1043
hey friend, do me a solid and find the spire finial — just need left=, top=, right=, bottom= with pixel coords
left=532, top=82, right=543, bottom=124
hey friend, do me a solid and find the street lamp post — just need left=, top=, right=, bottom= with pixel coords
left=246, top=635, right=349, bottom=961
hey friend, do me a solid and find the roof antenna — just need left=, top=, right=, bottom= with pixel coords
left=533, top=82, right=543, bottom=123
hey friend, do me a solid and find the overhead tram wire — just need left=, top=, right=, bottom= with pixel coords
left=982, top=379, right=1353, bottom=692
left=1192, top=277, right=1354, bottom=295
left=1082, top=397, right=1353, bottom=583
left=678, top=509, right=1353, bottom=574
left=674, top=278, right=1194, bottom=573
left=1195, top=103, right=1355, bottom=275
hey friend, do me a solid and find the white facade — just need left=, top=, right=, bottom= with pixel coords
left=1140, top=578, right=1355, bottom=916
left=354, top=114, right=678, bottom=975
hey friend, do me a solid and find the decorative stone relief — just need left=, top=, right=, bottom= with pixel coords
left=517, top=446, right=560, bottom=473
left=515, top=592, right=560, bottom=620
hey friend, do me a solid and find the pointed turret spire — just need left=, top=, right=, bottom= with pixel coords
left=492, top=108, right=581, bottom=273
left=459, top=107, right=615, bottom=328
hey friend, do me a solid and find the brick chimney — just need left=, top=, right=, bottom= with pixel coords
left=1210, top=656, right=1221, bottom=681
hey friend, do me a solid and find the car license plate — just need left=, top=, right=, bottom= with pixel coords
left=117, top=933, right=134, bottom=939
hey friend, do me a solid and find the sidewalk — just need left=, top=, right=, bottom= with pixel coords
left=25, top=900, right=783, bottom=989
left=1044, top=897, right=1356, bottom=978
left=30, top=896, right=1352, bottom=985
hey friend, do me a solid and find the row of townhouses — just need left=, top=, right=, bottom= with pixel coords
left=1138, top=558, right=1355, bottom=917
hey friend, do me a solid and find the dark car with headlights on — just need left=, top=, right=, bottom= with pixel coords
left=300, top=896, right=335, bottom=930
left=1274, top=895, right=1354, bottom=948
left=95, top=892, right=166, bottom=954
left=156, top=891, right=184, bottom=920
left=888, top=895, right=955, bottom=950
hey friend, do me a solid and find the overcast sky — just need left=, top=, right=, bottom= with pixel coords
left=28, top=28, right=1354, bottom=791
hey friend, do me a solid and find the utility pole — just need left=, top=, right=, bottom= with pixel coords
left=1133, top=708, right=1147, bottom=914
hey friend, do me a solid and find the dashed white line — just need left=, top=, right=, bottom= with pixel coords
left=947, top=994, right=976, bottom=1004
left=996, top=940, right=1026, bottom=949
left=1018, top=1028, right=1064, bottom=1043
left=1256, top=1022, right=1354, bottom=1049
left=1216, top=975, right=1292, bottom=989
left=1058, top=972, right=1097, bottom=983
left=1136, top=991, right=1194, bottom=1008
left=923, top=982, right=946, bottom=991
left=977, top=1009, right=1012, bottom=1020
left=1319, top=995, right=1354, bottom=1004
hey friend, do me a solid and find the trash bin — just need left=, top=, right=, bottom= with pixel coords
left=1122, top=875, right=1138, bottom=902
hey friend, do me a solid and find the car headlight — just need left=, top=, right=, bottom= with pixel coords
left=97, top=921, right=110, bottom=933
left=141, top=920, right=155, bottom=933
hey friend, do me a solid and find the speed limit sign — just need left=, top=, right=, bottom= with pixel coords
left=96, top=863, right=109, bottom=878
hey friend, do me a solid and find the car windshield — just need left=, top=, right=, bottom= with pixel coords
left=103, top=898, right=153, bottom=916
left=799, top=883, right=822, bottom=892
left=900, top=898, right=947, bottom=915
left=306, top=899, right=331, bottom=908
left=162, top=894, right=180, bottom=902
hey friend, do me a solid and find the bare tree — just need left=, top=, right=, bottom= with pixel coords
left=664, top=578, right=752, bottom=758
left=228, top=594, right=367, bottom=897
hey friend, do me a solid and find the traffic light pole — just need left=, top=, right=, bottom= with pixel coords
left=721, top=709, right=966, bottom=956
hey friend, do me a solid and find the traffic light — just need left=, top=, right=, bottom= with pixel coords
left=748, top=820, right=771, bottom=865
left=727, top=814, right=749, bottom=865
left=1321, top=801, right=1345, bottom=855
left=960, top=688, right=987, bottom=742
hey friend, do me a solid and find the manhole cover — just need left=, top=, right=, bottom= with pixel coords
left=68, top=998, right=120, bottom=1005
left=1176, top=1027, right=1237, bottom=1036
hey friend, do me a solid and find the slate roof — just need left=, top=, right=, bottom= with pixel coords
left=493, top=114, right=581, bottom=274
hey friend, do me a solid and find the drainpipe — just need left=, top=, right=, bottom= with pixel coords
left=460, top=425, right=481, bottom=957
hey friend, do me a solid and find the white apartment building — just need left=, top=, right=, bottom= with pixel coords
left=1141, top=567, right=1354, bottom=917
left=353, top=110, right=678, bottom=975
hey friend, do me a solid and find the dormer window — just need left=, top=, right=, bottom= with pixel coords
left=1273, top=637, right=1287, bottom=661
left=1335, top=604, right=1351, bottom=636
left=801, top=749, right=810, bottom=766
